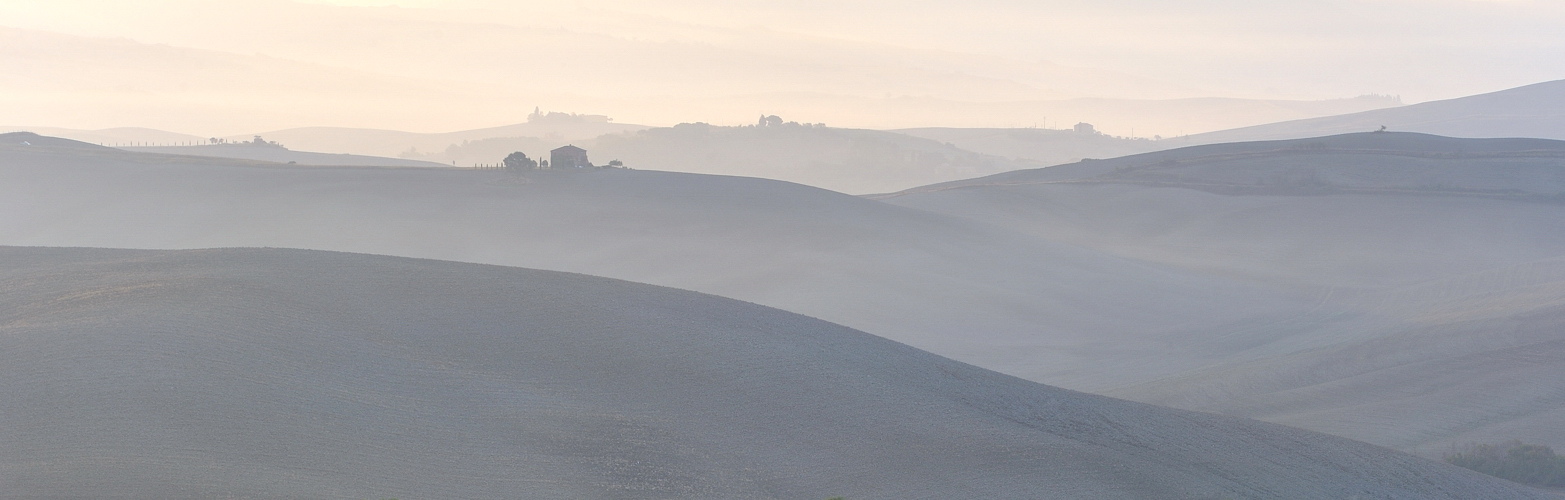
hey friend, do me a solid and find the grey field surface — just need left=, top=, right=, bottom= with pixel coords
left=5, top=130, right=1565, bottom=458
left=0, top=246, right=1553, bottom=499
left=877, top=132, right=1565, bottom=454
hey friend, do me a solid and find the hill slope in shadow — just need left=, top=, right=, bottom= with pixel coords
left=244, top=117, right=652, bottom=159
left=583, top=122, right=1028, bottom=194
left=878, top=132, right=1565, bottom=454
left=1186, top=80, right=1565, bottom=144
left=123, top=143, right=452, bottom=168
left=0, top=131, right=1307, bottom=393
left=889, top=126, right=1164, bottom=168
left=0, top=246, right=1551, bottom=500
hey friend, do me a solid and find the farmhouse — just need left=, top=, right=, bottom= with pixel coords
left=551, top=145, right=591, bottom=168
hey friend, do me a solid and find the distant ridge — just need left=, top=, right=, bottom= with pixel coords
left=0, top=131, right=451, bottom=169
left=872, top=131, right=1565, bottom=199
left=1186, top=79, right=1565, bottom=144
left=0, top=246, right=1550, bottom=499
left=875, top=130, right=1565, bottom=456
left=0, top=126, right=205, bottom=147
left=243, top=119, right=651, bottom=158
left=123, top=144, right=453, bottom=168
left=0, top=131, right=118, bottom=152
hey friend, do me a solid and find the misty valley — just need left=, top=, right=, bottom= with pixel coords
left=5, top=2, right=1565, bottom=498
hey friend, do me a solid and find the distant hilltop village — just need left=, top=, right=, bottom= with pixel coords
left=527, top=107, right=612, bottom=124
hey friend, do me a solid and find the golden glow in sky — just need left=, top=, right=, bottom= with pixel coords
left=1, top=0, right=1560, bottom=134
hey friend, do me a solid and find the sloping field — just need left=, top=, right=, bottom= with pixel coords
left=0, top=131, right=1307, bottom=391
left=9, top=130, right=1565, bottom=456
left=879, top=132, right=1565, bottom=453
left=122, top=144, right=451, bottom=168
left=399, top=122, right=1030, bottom=194
left=242, top=120, right=651, bottom=158
left=881, top=132, right=1565, bottom=198
left=890, top=126, right=1163, bottom=166
left=1186, top=79, right=1565, bottom=144
left=580, top=123, right=1027, bottom=194
left=0, top=246, right=1551, bottom=499
left=1117, top=259, right=1565, bottom=456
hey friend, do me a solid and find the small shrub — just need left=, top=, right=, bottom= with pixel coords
left=1445, top=440, right=1565, bottom=487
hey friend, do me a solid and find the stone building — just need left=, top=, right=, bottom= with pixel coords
left=551, top=145, right=590, bottom=169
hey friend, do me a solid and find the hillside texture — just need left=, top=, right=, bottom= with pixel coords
left=0, top=246, right=1552, bottom=499
left=880, top=132, right=1565, bottom=454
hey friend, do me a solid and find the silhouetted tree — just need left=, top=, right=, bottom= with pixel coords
left=503, top=151, right=538, bottom=170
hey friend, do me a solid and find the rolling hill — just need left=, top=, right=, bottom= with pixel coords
left=890, top=126, right=1165, bottom=166
left=9, top=130, right=1565, bottom=458
left=242, top=114, right=653, bottom=159
left=877, top=132, right=1565, bottom=454
left=123, top=143, right=451, bottom=168
left=0, top=131, right=1309, bottom=394
left=11, top=121, right=1027, bottom=193
left=249, top=121, right=1034, bottom=194
left=0, top=125, right=205, bottom=147
left=0, top=246, right=1551, bottom=499
left=1186, top=80, right=1565, bottom=144
left=579, top=122, right=1030, bottom=194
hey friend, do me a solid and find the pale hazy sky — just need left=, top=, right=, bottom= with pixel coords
left=1, top=0, right=1561, bottom=134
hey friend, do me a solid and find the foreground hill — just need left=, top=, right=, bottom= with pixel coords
left=1187, top=80, right=1565, bottom=144
left=0, top=246, right=1550, bottom=499
left=878, top=132, right=1565, bottom=454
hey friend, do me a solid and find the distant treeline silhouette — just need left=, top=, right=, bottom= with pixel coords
left=105, top=136, right=285, bottom=148
left=1445, top=440, right=1565, bottom=487
left=103, top=141, right=206, bottom=147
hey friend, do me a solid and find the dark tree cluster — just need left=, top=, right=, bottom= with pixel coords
left=756, top=114, right=825, bottom=128
left=503, top=151, right=539, bottom=170
left=1445, top=440, right=1565, bottom=487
